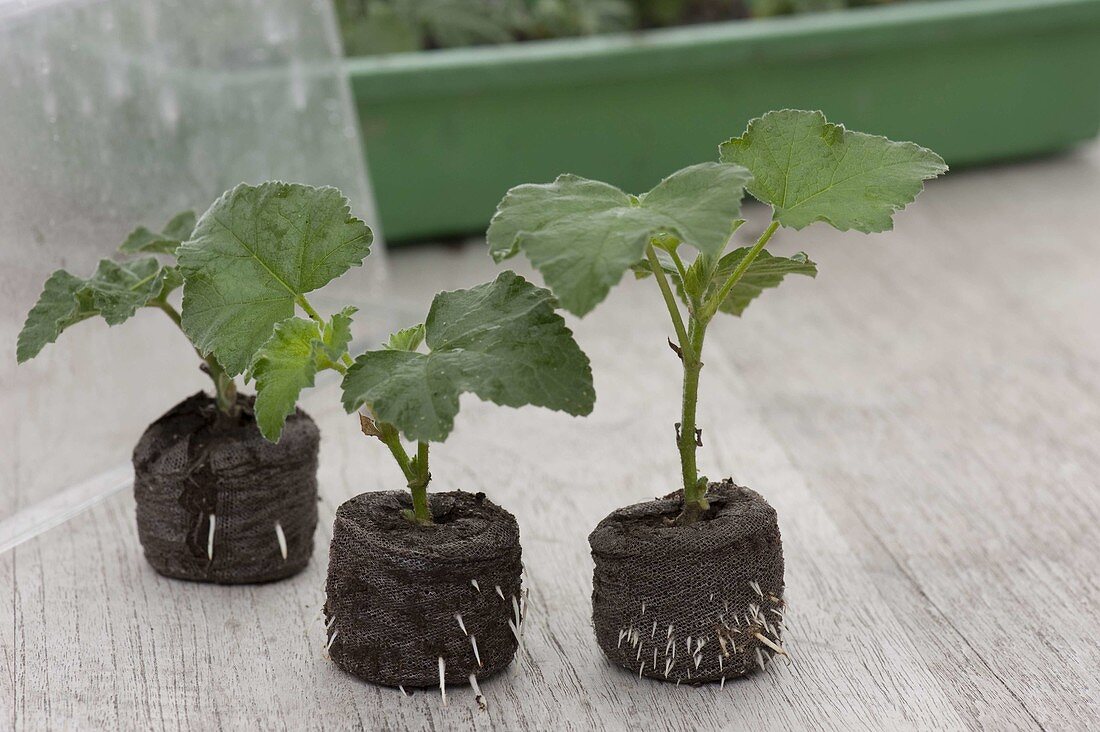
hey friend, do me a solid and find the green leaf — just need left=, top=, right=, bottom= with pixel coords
left=178, top=182, right=373, bottom=376
left=719, top=109, right=947, bottom=232
left=119, top=210, right=196, bottom=255
left=16, top=270, right=94, bottom=363
left=250, top=306, right=357, bottom=442
left=16, top=256, right=170, bottom=362
left=341, top=271, right=594, bottom=442
left=707, top=248, right=817, bottom=316
left=487, top=162, right=751, bottom=316
left=384, top=323, right=425, bottom=352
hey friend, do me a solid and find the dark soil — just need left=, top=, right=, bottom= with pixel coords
left=325, top=490, right=523, bottom=688
left=132, top=392, right=319, bottom=584
left=590, top=479, right=785, bottom=684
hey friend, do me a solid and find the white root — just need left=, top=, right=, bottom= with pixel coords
left=754, top=632, right=787, bottom=657
left=469, top=674, right=486, bottom=712
left=207, top=514, right=216, bottom=560
left=651, top=620, right=657, bottom=638
left=470, top=635, right=483, bottom=667
left=471, top=579, right=480, bottom=592
left=720, top=675, right=726, bottom=689
left=508, top=619, right=521, bottom=646
left=618, top=629, right=626, bottom=648
left=638, top=661, right=644, bottom=678
left=495, top=585, right=504, bottom=600
left=274, top=521, right=287, bottom=561
left=399, top=685, right=409, bottom=697
left=326, top=629, right=339, bottom=651
left=326, top=614, right=337, bottom=630
left=641, top=602, right=646, bottom=616
left=512, top=596, right=521, bottom=627
left=438, top=657, right=447, bottom=707
left=455, top=613, right=467, bottom=636
left=750, top=580, right=763, bottom=598
left=664, top=657, right=673, bottom=677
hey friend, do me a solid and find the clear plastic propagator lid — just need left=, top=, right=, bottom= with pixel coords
left=0, top=0, right=391, bottom=546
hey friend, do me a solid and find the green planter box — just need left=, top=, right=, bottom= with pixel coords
left=348, top=0, right=1100, bottom=241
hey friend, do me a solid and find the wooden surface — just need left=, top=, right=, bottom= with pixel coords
left=4, top=143, right=1100, bottom=730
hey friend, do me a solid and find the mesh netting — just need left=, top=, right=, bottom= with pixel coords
left=132, top=392, right=320, bottom=584
left=590, top=480, right=785, bottom=684
left=324, top=490, right=523, bottom=688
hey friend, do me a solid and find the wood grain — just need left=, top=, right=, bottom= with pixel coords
left=4, top=144, right=1100, bottom=730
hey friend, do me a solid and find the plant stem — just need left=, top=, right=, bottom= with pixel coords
left=409, top=441, right=431, bottom=523
left=373, top=421, right=433, bottom=524
left=703, top=220, right=780, bottom=319
left=677, top=318, right=708, bottom=521
left=152, top=300, right=238, bottom=416
left=657, top=221, right=780, bottom=524
left=646, top=242, right=693, bottom=362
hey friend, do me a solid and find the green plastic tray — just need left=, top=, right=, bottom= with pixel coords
left=347, top=0, right=1100, bottom=241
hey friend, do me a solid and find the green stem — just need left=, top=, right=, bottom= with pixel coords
left=678, top=318, right=708, bottom=521
left=409, top=441, right=431, bottom=523
left=646, top=242, right=693, bottom=362
left=703, top=220, right=780, bottom=319
left=153, top=300, right=238, bottom=416
left=373, top=422, right=434, bottom=524
left=377, top=422, right=415, bottom=483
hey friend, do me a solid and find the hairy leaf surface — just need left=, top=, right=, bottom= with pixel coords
left=119, top=210, right=197, bottom=255
left=720, top=109, right=946, bottom=232
left=178, top=182, right=372, bottom=375
left=487, top=163, right=751, bottom=316
left=16, top=256, right=172, bottom=362
left=707, top=248, right=817, bottom=316
left=341, top=271, right=594, bottom=442
left=251, top=307, right=356, bottom=441
left=384, top=323, right=425, bottom=352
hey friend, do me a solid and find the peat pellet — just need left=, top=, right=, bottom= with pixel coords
left=325, top=490, right=522, bottom=688
left=590, top=480, right=785, bottom=684
left=132, top=392, right=319, bottom=584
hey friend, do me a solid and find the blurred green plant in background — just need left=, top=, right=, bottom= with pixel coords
left=336, top=0, right=902, bottom=55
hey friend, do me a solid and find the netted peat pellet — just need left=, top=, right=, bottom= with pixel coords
left=133, top=392, right=319, bottom=584
left=590, top=480, right=785, bottom=684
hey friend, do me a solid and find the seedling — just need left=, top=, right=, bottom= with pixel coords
left=14, top=210, right=243, bottom=410
left=15, top=209, right=325, bottom=584
left=488, top=109, right=947, bottom=523
left=487, top=109, right=945, bottom=683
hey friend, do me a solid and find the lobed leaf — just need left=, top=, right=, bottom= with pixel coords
left=119, top=210, right=197, bottom=255
left=487, top=163, right=751, bottom=316
left=384, top=323, right=425, bottom=352
left=341, top=271, right=594, bottom=442
left=178, top=182, right=373, bottom=376
left=250, top=306, right=357, bottom=442
left=706, top=248, right=817, bottom=316
left=719, top=109, right=947, bottom=232
left=16, top=256, right=174, bottom=363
